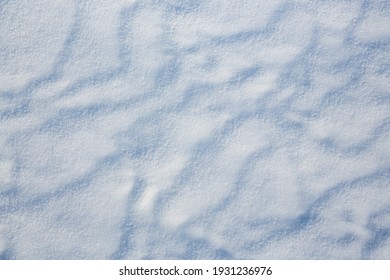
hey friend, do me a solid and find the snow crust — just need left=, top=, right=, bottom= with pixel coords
left=0, top=0, right=389, bottom=259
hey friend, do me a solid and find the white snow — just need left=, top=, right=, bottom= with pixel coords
left=0, top=0, right=389, bottom=259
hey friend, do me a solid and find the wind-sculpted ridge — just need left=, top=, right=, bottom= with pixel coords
left=0, top=0, right=389, bottom=259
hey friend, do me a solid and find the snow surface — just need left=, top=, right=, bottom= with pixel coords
left=0, top=0, right=389, bottom=259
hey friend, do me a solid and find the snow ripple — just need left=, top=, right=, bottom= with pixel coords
left=0, top=0, right=389, bottom=259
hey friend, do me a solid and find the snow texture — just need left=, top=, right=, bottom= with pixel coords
left=0, top=0, right=389, bottom=259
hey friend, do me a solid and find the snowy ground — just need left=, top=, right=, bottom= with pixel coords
left=0, top=0, right=389, bottom=259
